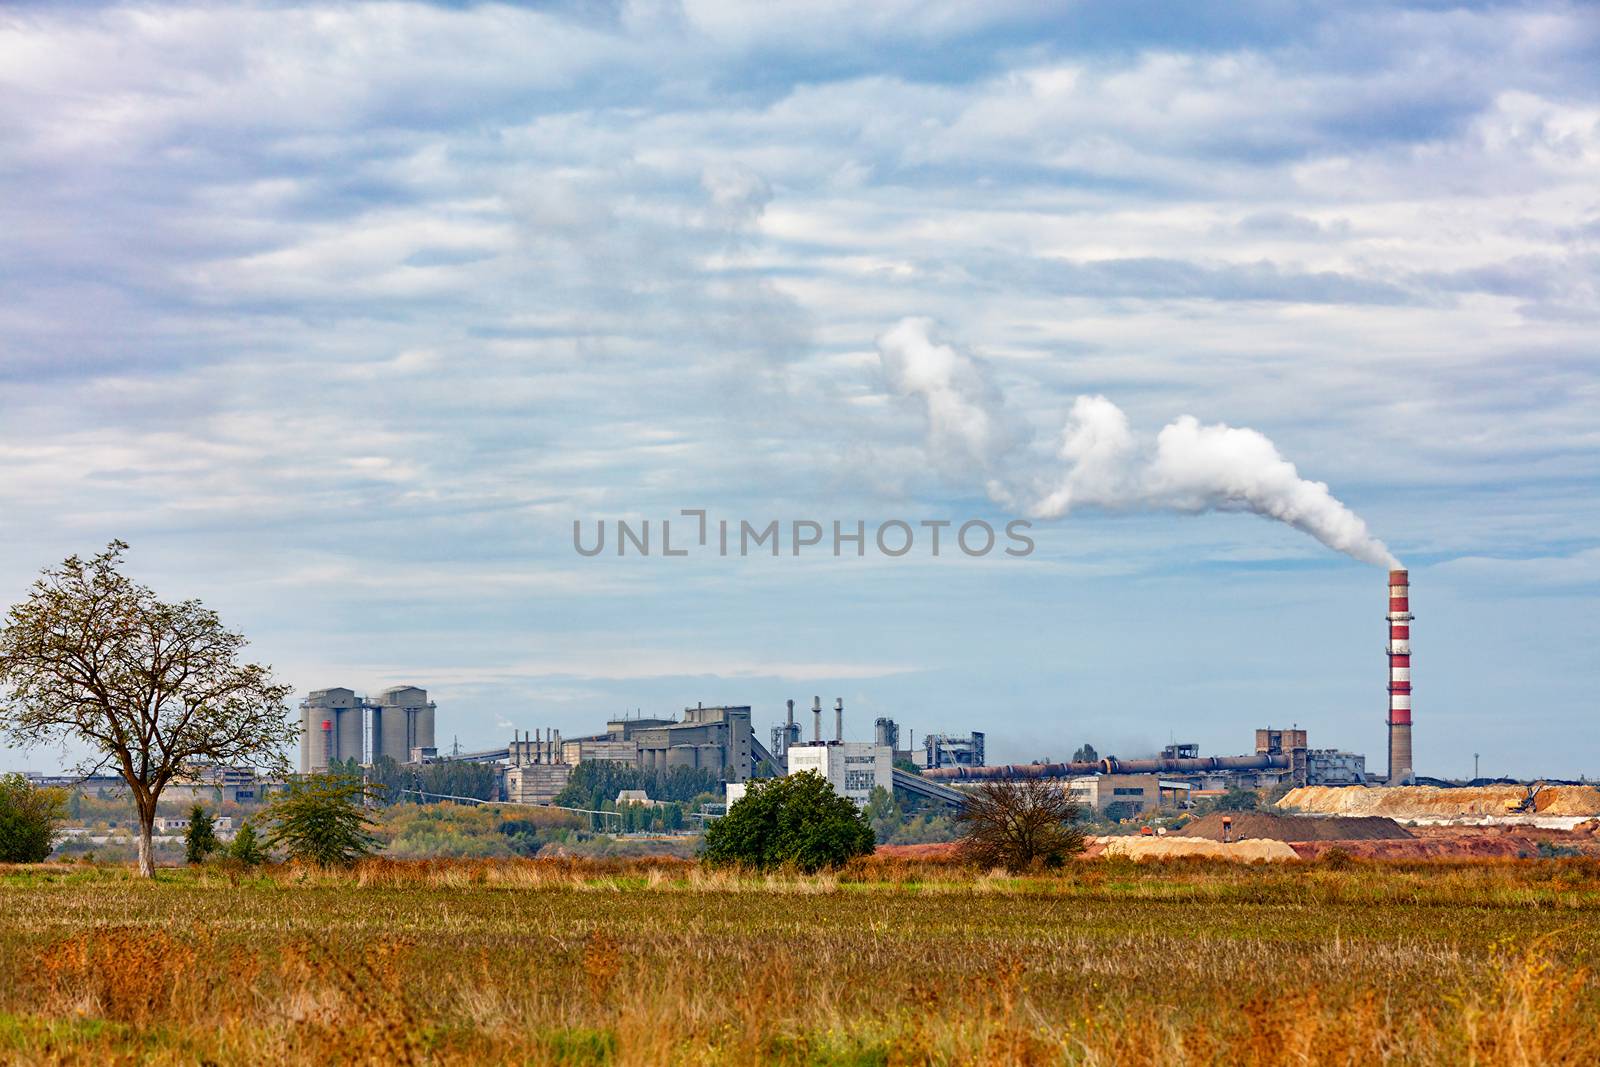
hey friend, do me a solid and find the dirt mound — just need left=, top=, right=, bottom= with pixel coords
left=1099, top=836, right=1297, bottom=862
left=1281, top=785, right=1600, bottom=819
left=1176, top=812, right=1412, bottom=842
left=874, top=842, right=960, bottom=859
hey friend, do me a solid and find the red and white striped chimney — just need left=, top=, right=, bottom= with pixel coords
left=1386, top=568, right=1413, bottom=783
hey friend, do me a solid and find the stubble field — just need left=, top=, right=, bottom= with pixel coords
left=0, top=855, right=1597, bottom=1065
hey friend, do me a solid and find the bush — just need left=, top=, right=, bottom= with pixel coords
left=956, top=775, right=1085, bottom=872
left=183, top=805, right=219, bottom=865
left=229, top=821, right=265, bottom=866
left=702, top=772, right=874, bottom=872
left=0, top=772, right=66, bottom=862
left=263, top=773, right=379, bottom=868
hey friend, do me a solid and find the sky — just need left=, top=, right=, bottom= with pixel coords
left=0, top=1, right=1596, bottom=779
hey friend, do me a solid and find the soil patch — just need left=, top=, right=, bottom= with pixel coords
left=1281, top=784, right=1600, bottom=819
left=1176, top=812, right=1412, bottom=842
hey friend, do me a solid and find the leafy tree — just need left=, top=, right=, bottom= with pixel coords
left=863, top=785, right=903, bottom=843
left=229, top=820, right=265, bottom=866
left=263, top=772, right=378, bottom=868
left=702, top=771, right=874, bottom=872
left=956, top=775, right=1086, bottom=872
left=183, top=804, right=219, bottom=865
left=0, top=543, right=296, bottom=877
left=1072, top=744, right=1099, bottom=764
left=358, top=755, right=501, bottom=805
left=0, top=772, right=66, bottom=863
left=1101, top=801, right=1140, bottom=823
left=893, top=757, right=921, bottom=775
left=1210, top=787, right=1260, bottom=812
left=554, top=761, right=720, bottom=811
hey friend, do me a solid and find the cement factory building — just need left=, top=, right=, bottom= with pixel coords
left=299, top=686, right=437, bottom=773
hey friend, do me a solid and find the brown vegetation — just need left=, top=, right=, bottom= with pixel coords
left=0, top=856, right=1596, bottom=1064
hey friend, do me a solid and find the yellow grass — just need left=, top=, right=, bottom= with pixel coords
left=0, top=856, right=1596, bottom=1064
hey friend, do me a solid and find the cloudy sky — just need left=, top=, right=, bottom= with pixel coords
left=1, top=1, right=1596, bottom=778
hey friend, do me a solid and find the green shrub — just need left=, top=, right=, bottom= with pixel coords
left=229, top=821, right=265, bottom=866
left=184, top=805, right=219, bottom=865
left=702, top=772, right=874, bottom=872
left=263, top=773, right=379, bottom=868
left=0, top=773, right=66, bottom=862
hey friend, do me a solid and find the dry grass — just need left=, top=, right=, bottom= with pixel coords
left=0, top=856, right=1596, bottom=1064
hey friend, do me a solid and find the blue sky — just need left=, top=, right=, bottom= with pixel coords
left=1, top=1, right=1596, bottom=778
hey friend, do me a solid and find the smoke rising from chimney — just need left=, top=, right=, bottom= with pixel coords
left=877, top=318, right=1399, bottom=568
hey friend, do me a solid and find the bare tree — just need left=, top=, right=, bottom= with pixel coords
left=956, top=774, right=1086, bottom=871
left=0, top=542, right=297, bottom=877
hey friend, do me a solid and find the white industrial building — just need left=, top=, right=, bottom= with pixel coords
left=785, top=740, right=893, bottom=807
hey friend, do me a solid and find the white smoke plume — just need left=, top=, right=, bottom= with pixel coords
left=876, top=317, right=1021, bottom=508
left=876, top=318, right=1399, bottom=567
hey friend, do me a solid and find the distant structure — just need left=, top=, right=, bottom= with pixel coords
left=874, top=717, right=899, bottom=749
left=555, top=704, right=765, bottom=783
left=1387, top=568, right=1414, bottom=784
left=299, top=686, right=437, bottom=773
left=925, top=728, right=1365, bottom=792
left=770, top=699, right=802, bottom=765
left=505, top=728, right=572, bottom=803
left=1256, top=727, right=1366, bottom=786
left=918, top=731, right=985, bottom=770
left=783, top=697, right=893, bottom=807
left=1068, top=775, right=1191, bottom=815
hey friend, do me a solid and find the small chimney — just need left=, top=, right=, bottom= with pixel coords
left=812, top=696, right=822, bottom=743
left=834, top=697, right=843, bottom=743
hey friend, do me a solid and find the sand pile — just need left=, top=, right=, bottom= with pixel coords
left=1281, top=785, right=1600, bottom=819
left=1098, top=836, right=1298, bottom=862
left=1176, top=812, right=1412, bottom=842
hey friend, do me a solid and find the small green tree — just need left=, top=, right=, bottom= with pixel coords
left=1072, top=743, right=1098, bottom=764
left=263, top=773, right=378, bottom=868
left=183, top=804, right=219, bottom=864
left=229, top=820, right=265, bottom=866
left=0, top=772, right=66, bottom=862
left=702, top=771, right=874, bottom=872
left=863, top=785, right=903, bottom=843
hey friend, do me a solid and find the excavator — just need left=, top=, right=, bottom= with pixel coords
left=1505, top=782, right=1545, bottom=815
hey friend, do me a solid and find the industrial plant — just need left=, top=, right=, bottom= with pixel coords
left=294, top=569, right=1429, bottom=816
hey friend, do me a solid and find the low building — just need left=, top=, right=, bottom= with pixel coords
left=1307, top=749, right=1367, bottom=785
left=786, top=741, right=893, bottom=807
left=505, top=763, right=572, bottom=804
left=153, top=814, right=235, bottom=834
left=1067, top=775, right=1190, bottom=815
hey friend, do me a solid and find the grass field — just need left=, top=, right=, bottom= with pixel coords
left=1, top=856, right=1597, bottom=1065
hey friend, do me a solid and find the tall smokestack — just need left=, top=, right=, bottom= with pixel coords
left=834, top=697, right=843, bottom=743
left=812, top=696, right=822, bottom=743
left=1387, top=568, right=1413, bottom=783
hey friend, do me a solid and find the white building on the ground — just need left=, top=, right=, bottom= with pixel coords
left=785, top=741, right=893, bottom=807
